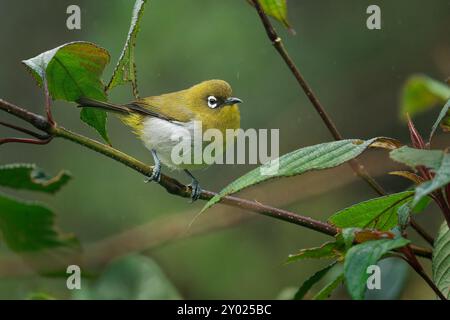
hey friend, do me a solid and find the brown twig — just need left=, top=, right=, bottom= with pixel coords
left=0, top=121, right=50, bottom=139
left=410, top=219, right=434, bottom=246
left=401, top=246, right=447, bottom=300
left=43, top=75, right=55, bottom=125
left=0, top=136, right=53, bottom=145
left=0, top=98, right=432, bottom=261
left=249, top=0, right=434, bottom=245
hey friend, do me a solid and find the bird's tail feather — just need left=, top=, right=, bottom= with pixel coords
left=77, top=97, right=131, bottom=114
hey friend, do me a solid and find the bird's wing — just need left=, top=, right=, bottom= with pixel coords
left=130, top=92, right=194, bottom=123
left=124, top=102, right=178, bottom=122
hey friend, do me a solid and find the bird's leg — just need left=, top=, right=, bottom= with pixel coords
left=145, top=149, right=161, bottom=183
left=184, top=169, right=202, bottom=202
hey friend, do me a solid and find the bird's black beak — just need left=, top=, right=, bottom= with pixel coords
left=224, top=97, right=243, bottom=105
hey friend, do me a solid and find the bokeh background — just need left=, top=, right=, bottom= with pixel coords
left=0, top=0, right=449, bottom=299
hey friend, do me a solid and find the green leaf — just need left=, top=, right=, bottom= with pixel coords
left=203, top=138, right=394, bottom=212
left=79, top=107, right=109, bottom=143
left=74, top=254, right=181, bottom=300
left=390, top=147, right=450, bottom=206
left=0, top=193, right=75, bottom=252
left=313, top=272, right=344, bottom=300
left=430, top=99, right=450, bottom=141
left=289, top=228, right=358, bottom=265
left=344, top=238, right=410, bottom=300
left=328, top=191, right=414, bottom=231
left=257, top=0, right=294, bottom=33
left=400, top=75, right=450, bottom=120
left=0, top=164, right=71, bottom=194
left=28, top=292, right=56, bottom=300
left=106, top=0, right=147, bottom=98
left=288, top=242, right=341, bottom=263
left=22, top=41, right=111, bottom=143
left=432, top=222, right=450, bottom=299
left=294, top=262, right=336, bottom=300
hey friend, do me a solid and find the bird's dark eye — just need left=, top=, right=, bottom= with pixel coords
left=207, top=95, right=218, bottom=109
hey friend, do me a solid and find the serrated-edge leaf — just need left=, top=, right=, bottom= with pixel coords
left=390, top=146, right=443, bottom=169
left=390, top=147, right=450, bottom=206
left=22, top=41, right=111, bottom=143
left=0, top=163, right=71, bottom=194
left=344, top=238, right=410, bottom=300
left=202, top=138, right=394, bottom=212
left=313, top=272, right=344, bottom=300
left=0, top=192, right=76, bottom=252
left=429, top=99, right=450, bottom=142
left=294, top=262, right=336, bottom=300
left=328, top=191, right=414, bottom=231
left=432, top=222, right=450, bottom=299
left=106, top=0, right=147, bottom=98
left=22, top=41, right=110, bottom=96
left=287, top=242, right=340, bottom=263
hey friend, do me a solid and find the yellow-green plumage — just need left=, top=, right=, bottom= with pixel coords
left=121, top=79, right=240, bottom=136
left=112, top=79, right=241, bottom=170
left=78, top=79, right=241, bottom=200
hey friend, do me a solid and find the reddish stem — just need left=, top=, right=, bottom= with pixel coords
left=43, top=76, right=55, bottom=125
left=0, top=136, right=53, bottom=145
left=0, top=121, right=49, bottom=139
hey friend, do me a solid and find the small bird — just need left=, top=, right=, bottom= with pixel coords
left=77, top=80, right=242, bottom=201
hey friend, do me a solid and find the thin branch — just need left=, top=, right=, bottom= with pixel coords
left=401, top=246, right=447, bottom=300
left=409, top=219, right=434, bottom=246
left=43, top=75, right=54, bottom=125
left=249, top=0, right=434, bottom=245
left=0, top=99, right=51, bottom=132
left=0, top=98, right=432, bottom=260
left=0, top=121, right=50, bottom=139
left=0, top=136, right=53, bottom=145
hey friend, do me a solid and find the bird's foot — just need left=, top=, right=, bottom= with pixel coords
left=145, top=149, right=161, bottom=183
left=184, top=169, right=202, bottom=202
left=145, top=165, right=161, bottom=183
left=187, top=179, right=202, bottom=202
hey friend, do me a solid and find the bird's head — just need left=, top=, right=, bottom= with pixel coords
left=187, top=79, right=242, bottom=111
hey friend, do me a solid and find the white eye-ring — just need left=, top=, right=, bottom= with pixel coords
left=207, top=95, right=218, bottom=109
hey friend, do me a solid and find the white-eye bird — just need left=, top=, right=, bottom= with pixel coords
left=78, top=79, right=242, bottom=201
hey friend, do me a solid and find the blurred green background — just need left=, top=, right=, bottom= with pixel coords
left=0, top=0, right=449, bottom=299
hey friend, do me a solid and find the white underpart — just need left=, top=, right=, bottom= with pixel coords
left=141, top=117, right=198, bottom=170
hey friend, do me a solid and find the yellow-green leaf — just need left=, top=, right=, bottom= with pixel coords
left=258, top=0, right=294, bottom=33
left=400, top=75, right=450, bottom=120
left=106, top=0, right=147, bottom=98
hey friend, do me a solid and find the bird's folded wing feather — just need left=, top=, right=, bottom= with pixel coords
left=129, top=93, right=194, bottom=123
